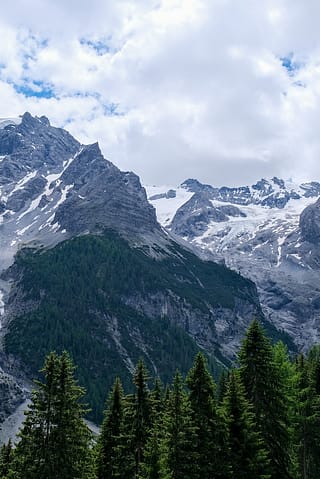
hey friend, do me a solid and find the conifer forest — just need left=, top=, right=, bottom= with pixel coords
left=1, top=320, right=320, bottom=479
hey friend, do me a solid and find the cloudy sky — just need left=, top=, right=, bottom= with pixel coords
left=1, top=0, right=320, bottom=186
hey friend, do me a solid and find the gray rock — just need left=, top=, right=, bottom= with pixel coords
left=300, top=198, right=320, bottom=243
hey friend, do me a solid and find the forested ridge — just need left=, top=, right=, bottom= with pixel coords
left=1, top=320, right=319, bottom=478
left=5, top=229, right=280, bottom=423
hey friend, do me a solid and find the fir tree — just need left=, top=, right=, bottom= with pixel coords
left=149, top=377, right=164, bottom=423
left=238, top=320, right=291, bottom=479
left=96, top=377, right=125, bottom=479
left=222, top=370, right=270, bottom=479
left=139, top=419, right=167, bottom=479
left=126, top=359, right=152, bottom=479
left=164, top=371, right=198, bottom=479
left=217, top=369, right=229, bottom=404
left=186, top=353, right=228, bottom=479
left=12, top=351, right=93, bottom=479
left=0, top=439, right=13, bottom=478
left=294, top=352, right=320, bottom=479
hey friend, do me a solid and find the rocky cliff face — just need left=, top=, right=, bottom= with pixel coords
left=0, top=113, right=159, bottom=275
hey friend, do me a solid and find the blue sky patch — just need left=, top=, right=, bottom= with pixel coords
left=14, top=80, right=56, bottom=99
left=280, top=53, right=301, bottom=76
left=80, top=38, right=111, bottom=55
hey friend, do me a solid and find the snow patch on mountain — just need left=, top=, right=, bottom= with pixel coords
left=145, top=185, right=193, bottom=226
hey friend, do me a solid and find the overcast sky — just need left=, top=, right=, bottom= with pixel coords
left=1, top=0, right=320, bottom=186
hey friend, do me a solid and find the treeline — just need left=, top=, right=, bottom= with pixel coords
left=1, top=320, right=320, bottom=478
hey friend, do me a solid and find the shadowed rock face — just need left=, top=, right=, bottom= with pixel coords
left=55, top=143, right=159, bottom=236
left=300, top=198, right=320, bottom=244
left=170, top=192, right=245, bottom=238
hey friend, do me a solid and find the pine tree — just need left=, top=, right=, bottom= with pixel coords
left=149, top=377, right=164, bottom=423
left=273, top=341, right=297, bottom=476
left=294, top=352, right=320, bottom=479
left=217, top=369, right=229, bottom=404
left=186, top=353, right=228, bottom=479
left=222, top=370, right=270, bottom=479
left=0, top=439, right=13, bottom=478
left=139, top=419, right=168, bottom=479
left=238, top=320, right=291, bottom=479
left=164, top=371, right=198, bottom=479
left=12, top=351, right=93, bottom=479
left=126, top=359, right=152, bottom=479
left=96, top=377, right=125, bottom=479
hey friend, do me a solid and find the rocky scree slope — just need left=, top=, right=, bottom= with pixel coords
left=147, top=177, right=320, bottom=350
left=0, top=113, right=271, bottom=424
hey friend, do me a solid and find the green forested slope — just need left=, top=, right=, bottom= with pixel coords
left=4, top=230, right=273, bottom=421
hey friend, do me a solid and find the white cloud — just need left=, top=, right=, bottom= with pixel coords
left=1, top=0, right=320, bottom=186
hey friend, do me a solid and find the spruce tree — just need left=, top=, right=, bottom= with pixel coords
left=126, top=359, right=152, bottom=478
left=294, top=352, right=320, bottom=479
left=238, top=320, right=291, bottom=479
left=96, top=377, right=125, bottom=479
left=186, top=352, right=228, bottom=479
left=12, top=351, right=93, bottom=479
left=0, top=439, right=13, bottom=478
left=164, top=371, right=198, bottom=479
left=222, top=370, right=270, bottom=479
left=139, top=419, right=167, bottom=479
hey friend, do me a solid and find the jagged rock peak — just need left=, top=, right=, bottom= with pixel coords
left=0, top=113, right=161, bottom=271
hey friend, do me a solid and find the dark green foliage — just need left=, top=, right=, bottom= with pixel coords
left=5, top=230, right=234, bottom=421
left=96, top=378, right=124, bottom=479
left=139, top=421, right=168, bottom=479
left=5, top=321, right=320, bottom=479
left=131, top=360, right=152, bottom=477
left=11, top=352, right=93, bottom=479
left=239, top=320, right=291, bottom=479
left=163, top=372, right=198, bottom=479
left=294, top=351, right=320, bottom=479
left=186, top=353, right=228, bottom=479
left=217, top=369, right=229, bottom=404
left=222, top=371, right=270, bottom=479
left=0, top=439, right=13, bottom=478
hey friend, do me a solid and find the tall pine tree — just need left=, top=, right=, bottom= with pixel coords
left=186, top=353, right=228, bottom=479
left=96, top=377, right=125, bottom=479
left=238, top=320, right=291, bottom=479
left=164, top=371, right=198, bottom=479
left=126, top=359, right=151, bottom=479
left=12, top=351, right=93, bottom=479
left=222, top=370, right=270, bottom=479
left=294, top=352, right=320, bottom=479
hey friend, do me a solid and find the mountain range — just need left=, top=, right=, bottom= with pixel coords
left=0, top=113, right=276, bottom=431
left=147, top=176, right=320, bottom=352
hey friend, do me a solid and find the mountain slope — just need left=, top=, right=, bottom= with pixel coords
left=3, top=229, right=268, bottom=422
left=0, top=113, right=278, bottom=425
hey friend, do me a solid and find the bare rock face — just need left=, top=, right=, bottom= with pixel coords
left=170, top=192, right=246, bottom=238
left=55, top=143, right=159, bottom=236
left=0, top=113, right=160, bottom=275
left=300, top=198, right=320, bottom=244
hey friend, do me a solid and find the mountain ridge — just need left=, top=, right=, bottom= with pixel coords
left=0, top=113, right=276, bottom=428
left=147, top=176, right=320, bottom=351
